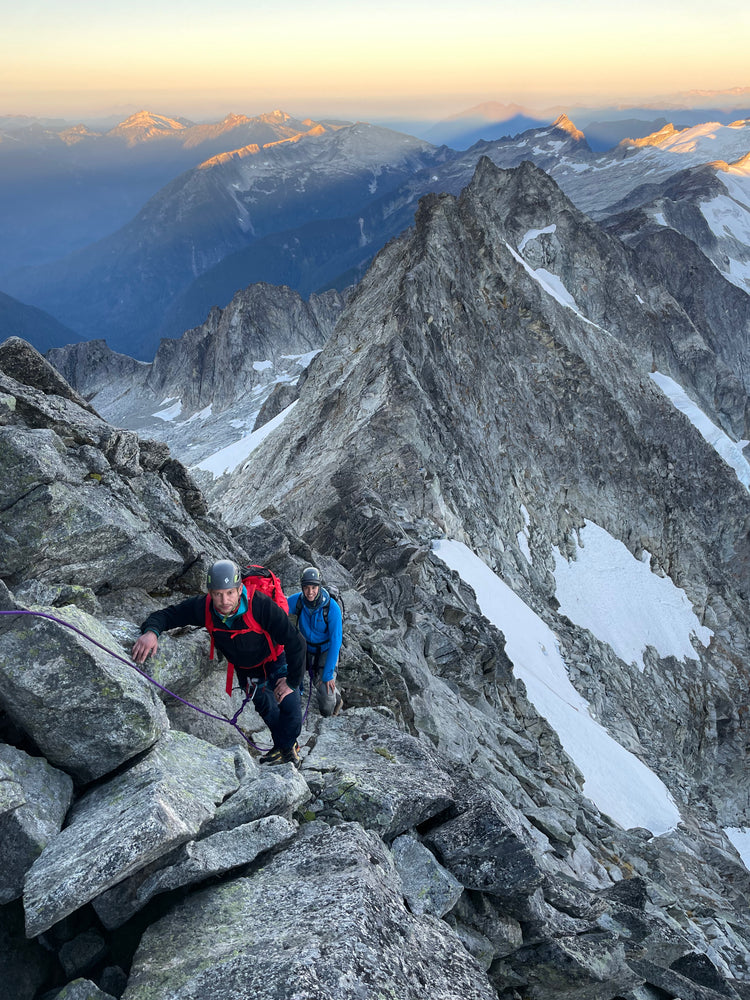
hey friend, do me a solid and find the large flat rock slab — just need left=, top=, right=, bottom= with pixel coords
left=304, top=707, right=455, bottom=839
left=93, top=815, right=298, bottom=928
left=23, top=731, right=239, bottom=937
left=0, top=604, right=168, bottom=781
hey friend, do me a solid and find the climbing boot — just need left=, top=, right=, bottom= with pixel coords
left=281, top=743, right=301, bottom=769
left=259, top=746, right=284, bottom=765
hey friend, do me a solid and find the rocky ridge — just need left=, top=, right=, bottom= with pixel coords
left=599, top=160, right=750, bottom=304
left=215, top=158, right=750, bottom=982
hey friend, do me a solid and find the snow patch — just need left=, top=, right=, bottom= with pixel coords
left=650, top=372, right=750, bottom=489
left=517, top=504, right=532, bottom=563
left=253, top=360, right=273, bottom=372
left=506, top=242, right=579, bottom=312
left=153, top=399, right=182, bottom=422
left=185, top=404, right=212, bottom=423
left=725, top=827, right=750, bottom=872
left=518, top=224, right=556, bottom=254
left=726, top=257, right=750, bottom=290
left=700, top=193, right=750, bottom=247
left=280, top=349, right=322, bottom=367
left=517, top=531, right=532, bottom=564
left=193, top=402, right=297, bottom=478
left=432, top=538, right=681, bottom=835
left=553, top=520, right=713, bottom=670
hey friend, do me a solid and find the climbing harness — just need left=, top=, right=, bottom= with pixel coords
left=0, top=608, right=312, bottom=753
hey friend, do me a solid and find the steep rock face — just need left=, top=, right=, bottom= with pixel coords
left=599, top=163, right=729, bottom=245
left=601, top=181, right=750, bottom=399
left=219, top=158, right=748, bottom=569
left=140, top=284, right=343, bottom=413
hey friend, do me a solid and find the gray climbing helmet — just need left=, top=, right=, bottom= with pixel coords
left=206, top=559, right=241, bottom=590
left=300, top=566, right=323, bottom=588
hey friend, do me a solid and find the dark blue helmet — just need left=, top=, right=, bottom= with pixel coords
left=206, top=560, right=241, bottom=590
left=301, top=566, right=322, bottom=588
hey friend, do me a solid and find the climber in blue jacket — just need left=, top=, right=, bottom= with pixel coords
left=287, top=566, right=343, bottom=717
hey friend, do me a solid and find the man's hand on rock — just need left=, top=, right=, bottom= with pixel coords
left=132, top=631, right=158, bottom=663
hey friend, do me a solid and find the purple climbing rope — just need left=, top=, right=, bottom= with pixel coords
left=0, top=608, right=312, bottom=752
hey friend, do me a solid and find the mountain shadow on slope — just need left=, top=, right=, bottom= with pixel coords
left=0, top=291, right=80, bottom=353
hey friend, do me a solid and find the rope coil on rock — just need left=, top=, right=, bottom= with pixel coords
left=0, top=608, right=312, bottom=752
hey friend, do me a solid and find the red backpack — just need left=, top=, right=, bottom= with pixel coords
left=204, top=565, right=290, bottom=695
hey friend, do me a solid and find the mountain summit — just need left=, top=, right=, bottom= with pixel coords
left=106, top=110, right=192, bottom=143
left=551, top=112, right=585, bottom=141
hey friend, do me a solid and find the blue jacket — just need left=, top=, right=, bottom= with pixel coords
left=287, top=588, right=343, bottom=682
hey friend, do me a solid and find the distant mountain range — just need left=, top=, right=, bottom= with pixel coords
left=418, top=99, right=750, bottom=150
left=1, top=108, right=749, bottom=360
left=1, top=118, right=449, bottom=358
left=0, top=110, right=345, bottom=276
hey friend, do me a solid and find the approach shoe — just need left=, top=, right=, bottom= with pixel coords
left=281, top=743, right=301, bottom=769
left=259, top=746, right=284, bottom=765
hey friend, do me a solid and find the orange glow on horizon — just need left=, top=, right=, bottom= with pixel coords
left=1, top=0, right=747, bottom=119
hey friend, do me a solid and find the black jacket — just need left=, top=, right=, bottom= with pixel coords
left=140, top=591, right=305, bottom=689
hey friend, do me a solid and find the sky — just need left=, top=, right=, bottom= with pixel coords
left=2, top=0, right=748, bottom=124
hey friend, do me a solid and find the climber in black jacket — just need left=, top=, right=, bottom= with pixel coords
left=132, top=560, right=305, bottom=767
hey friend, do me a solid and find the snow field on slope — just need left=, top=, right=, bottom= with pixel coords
left=432, top=537, right=681, bottom=835
left=194, top=402, right=297, bottom=477
left=650, top=372, right=750, bottom=489
left=552, top=520, right=712, bottom=670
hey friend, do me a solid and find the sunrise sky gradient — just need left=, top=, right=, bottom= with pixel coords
left=2, top=0, right=748, bottom=123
